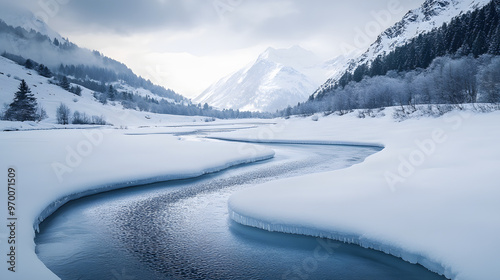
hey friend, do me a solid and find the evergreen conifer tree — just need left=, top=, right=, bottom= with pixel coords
left=472, top=30, right=488, bottom=57
left=4, top=80, right=38, bottom=122
left=108, top=85, right=116, bottom=101
left=37, top=64, right=52, bottom=78
left=60, top=76, right=71, bottom=91
left=488, top=25, right=500, bottom=55
left=72, top=86, right=82, bottom=96
left=25, top=59, right=34, bottom=69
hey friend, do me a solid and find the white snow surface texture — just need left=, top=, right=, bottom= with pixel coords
left=0, top=127, right=274, bottom=280
left=223, top=110, right=500, bottom=280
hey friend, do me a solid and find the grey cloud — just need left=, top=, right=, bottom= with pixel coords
left=33, top=0, right=219, bottom=34
left=226, top=0, right=419, bottom=43
left=2, top=0, right=420, bottom=56
left=27, top=0, right=419, bottom=37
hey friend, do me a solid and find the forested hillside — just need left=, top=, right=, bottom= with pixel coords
left=1, top=16, right=270, bottom=119
left=282, top=0, right=500, bottom=117
left=316, top=0, right=500, bottom=98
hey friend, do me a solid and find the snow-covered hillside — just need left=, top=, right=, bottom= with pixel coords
left=0, top=56, right=199, bottom=128
left=0, top=4, right=186, bottom=106
left=0, top=4, right=98, bottom=69
left=314, top=0, right=492, bottom=97
left=195, top=46, right=335, bottom=113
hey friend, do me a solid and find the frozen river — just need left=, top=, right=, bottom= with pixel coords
left=35, top=140, right=447, bottom=280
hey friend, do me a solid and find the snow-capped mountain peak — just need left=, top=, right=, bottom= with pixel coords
left=314, top=0, right=492, bottom=98
left=0, top=3, right=63, bottom=41
left=379, top=0, right=490, bottom=51
left=194, top=46, right=328, bottom=113
left=257, top=45, right=323, bottom=70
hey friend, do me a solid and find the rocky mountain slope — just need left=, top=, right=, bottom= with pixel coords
left=313, top=0, right=492, bottom=97
left=195, top=46, right=336, bottom=113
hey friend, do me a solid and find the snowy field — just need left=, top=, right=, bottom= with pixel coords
left=0, top=106, right=499, bottom=280
left=221, top=109, right=500, bottom=280
left=0, top=122, right=274, bottom=280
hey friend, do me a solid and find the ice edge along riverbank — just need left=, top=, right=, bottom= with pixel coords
left=1, top=123, right=282, bottom=280
left=222, top=137, right=452, bottom=280
left=33, top=152, right=275, bottom=232
left=207, top=137, right=385, bottom=149
left=228, top=208, right=450, bottom=279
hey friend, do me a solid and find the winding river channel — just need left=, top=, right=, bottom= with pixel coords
left=35, top=138, right=447, bottom=280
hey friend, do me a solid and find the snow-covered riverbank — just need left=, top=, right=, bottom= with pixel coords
left=223, top=109, right=500, bottom=280
left=1, top=107, right=498, bottom=280
left=0, top=124, right=274, bottom=280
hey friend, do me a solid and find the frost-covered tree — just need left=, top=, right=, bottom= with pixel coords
left=479, top=56, right=500, bottom=103
left=430, top=57, right=478, bottom=105
left=72, top=111, right=90, bottom=124
left=4, top=80, right=38, bottom=122
left=36, top=106, right=48, bottom=122
left=56, top=103, right=71, bottom=125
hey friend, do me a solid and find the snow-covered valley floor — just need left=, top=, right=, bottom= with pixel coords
left=0, top=121, right=275, bottom=280
left=221, top=109, right=500, bottom=280
left=38, top=142, right=421, bottom=280
left=0, top=107, right=499, bottom=280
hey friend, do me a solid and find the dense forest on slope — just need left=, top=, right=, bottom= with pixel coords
left=282, top=55, right=500, bottom=117
left=0, top=19, right=184, bottom=102
left=1, top=51, right=270, bottom=119
left=278, top=0, right=500, bottom=118
left=315, top=0, right=500, bottom=100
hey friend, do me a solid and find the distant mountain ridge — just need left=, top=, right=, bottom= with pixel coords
left=313, top=0, right=492, bottom=98
left=0, top=5, right=185, bottom=102
left=0, top=3, right=63, bottom=41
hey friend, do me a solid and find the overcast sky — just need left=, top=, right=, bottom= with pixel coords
left=16, top=0, right=420, bottom=98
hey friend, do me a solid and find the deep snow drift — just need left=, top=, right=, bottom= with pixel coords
left=222, top=109, right=500, bottom=280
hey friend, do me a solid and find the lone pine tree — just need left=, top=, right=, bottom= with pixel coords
left=4, top=80, right=39, bottom=122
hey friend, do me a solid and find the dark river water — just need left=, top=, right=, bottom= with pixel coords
left=35, top=142, right=447, bottom=280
